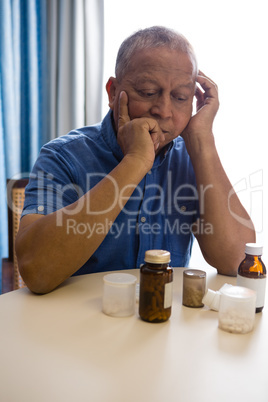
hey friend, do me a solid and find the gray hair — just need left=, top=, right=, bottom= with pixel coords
left=115, top=26, right=198, bottom=81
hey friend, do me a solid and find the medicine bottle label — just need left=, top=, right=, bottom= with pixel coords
left=164, top=282, right=173, bottom=308
left=237, top=275, right=266, bottom=308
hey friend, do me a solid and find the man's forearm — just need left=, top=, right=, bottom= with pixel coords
left=16, top=156, right=149, bottom=294
left=189, top=140, right=255, bottom=276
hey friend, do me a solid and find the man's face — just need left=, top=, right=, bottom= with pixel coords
left=107, top=47, right=196, bottom=150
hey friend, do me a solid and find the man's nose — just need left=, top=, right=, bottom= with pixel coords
left=150, top=95, right=172, bottom=119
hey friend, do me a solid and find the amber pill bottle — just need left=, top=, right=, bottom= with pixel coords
left=139, top=250, right=173, bottom=323
left=237, top=243, right=266, bottom=313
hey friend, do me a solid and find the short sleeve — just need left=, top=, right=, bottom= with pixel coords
left=22, top=144, right=81, bottom=217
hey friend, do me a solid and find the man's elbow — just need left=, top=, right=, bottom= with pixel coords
left=15, top=234, right=48, bottom=294
left=202, top=253, right=238, bottom=277
left=16, top=243, right=53, bottom=295
left=203, top=243, right=250, bottom=277
left=216, top=263, right=238, bottom=277
left=17, top=260, right=52, bottom=295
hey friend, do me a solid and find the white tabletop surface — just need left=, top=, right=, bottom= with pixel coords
left=0, top=267, right=267, bottom=402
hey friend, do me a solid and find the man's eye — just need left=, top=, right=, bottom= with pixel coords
left=173, top=94, right=188, bottom=102
left=138, top=90, right=157, bottom=97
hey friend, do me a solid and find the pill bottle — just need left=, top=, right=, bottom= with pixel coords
left=218, top=286, right=256, bottom=334
left=182, top=269, right=206, bottom=308
left=102, top=273, right=137, bottom=317
left=139, top=250, right=173, bottom=323
left=237, top=243, right=266, bottom=313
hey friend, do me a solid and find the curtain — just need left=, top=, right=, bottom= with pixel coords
left=0, top=0, right=104, bottom=292
left=47, top=0, right=104, bottom=139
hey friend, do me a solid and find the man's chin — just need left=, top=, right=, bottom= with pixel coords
left=155, top=142, right=169, bottom=156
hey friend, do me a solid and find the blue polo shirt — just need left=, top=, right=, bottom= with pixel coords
left=22, top=110, right=199, bottom=274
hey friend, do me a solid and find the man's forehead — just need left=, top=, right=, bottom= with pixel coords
left=126, top=49, right=196, bottom=80
left=127, top=72, right=195, bottom=90
left=133, top=74, right=194, bottom=85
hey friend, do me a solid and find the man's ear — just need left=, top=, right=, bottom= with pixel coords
left=106, top=77, right=117, bottom=110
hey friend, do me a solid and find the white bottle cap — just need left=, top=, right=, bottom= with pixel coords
left=245, top=243, right=263, bottom=256
left=202, top=289, right=221, bottom=311
left=202, top=284, right=233, bottom=311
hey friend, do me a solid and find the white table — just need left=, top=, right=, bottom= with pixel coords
left=0, top=267, right=267, bottom=402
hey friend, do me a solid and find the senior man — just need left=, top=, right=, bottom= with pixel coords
left=16, top=26, right=255, bottom=294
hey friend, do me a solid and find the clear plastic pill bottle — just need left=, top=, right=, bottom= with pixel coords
left=237, top=243, right=266, bottom=313
left=102, top=273, right=137, bottom=317
left=218, top=286, right=256, bottom=334
left=139, top=250, right=173, bottom=323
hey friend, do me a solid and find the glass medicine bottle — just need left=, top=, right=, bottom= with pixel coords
left=237, top=243, right=266, bottom=313
left=139, top=250, right=173, bottom=323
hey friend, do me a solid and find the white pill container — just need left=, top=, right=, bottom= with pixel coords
left=218, top=286, right=256, bottom=334
left=102, top=273, right=137, bottom=317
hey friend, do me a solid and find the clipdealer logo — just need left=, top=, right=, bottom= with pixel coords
left=8, top=169, right=262, bottom=235
left=65, top=217, right=213, bottom=239
left=53, top=171, right=213, bottom=226
left=52, top=171, right=206, bottom=226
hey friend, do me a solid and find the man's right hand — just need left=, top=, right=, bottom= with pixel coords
left=117, top=91, right=164, bottom=172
